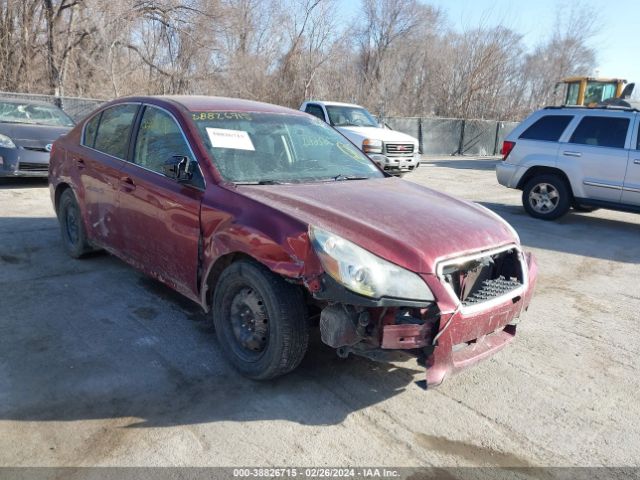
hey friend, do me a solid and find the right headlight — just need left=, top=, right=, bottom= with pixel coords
left=309, top=226, right=434, bottom=301
left=362, top=138, right=383, bottom=154
left=0, top=134, right=16, bottom=149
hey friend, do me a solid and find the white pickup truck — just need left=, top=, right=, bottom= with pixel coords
left=300, top=100, right=420, bottom=175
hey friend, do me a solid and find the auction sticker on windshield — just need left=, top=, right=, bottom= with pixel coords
left=206, top=127, right=255, bottom=151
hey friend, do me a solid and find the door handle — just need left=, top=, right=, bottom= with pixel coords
left=563, top=151, right=582, bottom=157
left=634, top=159, right=640, bottom=165
left=120, top=176, right=136, bottom=192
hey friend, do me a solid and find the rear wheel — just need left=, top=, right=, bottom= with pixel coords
left=522, top=174, right=571, bottom=220
left=212, top=260, right=309, bottom=380
left=57, top=189, right=93, bottom=258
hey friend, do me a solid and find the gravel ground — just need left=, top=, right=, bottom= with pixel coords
left=0, top=157, right=639, bottom=468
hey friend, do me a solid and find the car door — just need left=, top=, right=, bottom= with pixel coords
left=622, top=114, right=640, bottom=206
left=76, top=103, right=140, bottom=252
left=118, top=104, right=204, bottom=300
left=559, top=113, right=632, bottom=202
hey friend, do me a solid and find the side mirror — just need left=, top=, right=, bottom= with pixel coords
left=162, top=155, right=197, bottom=182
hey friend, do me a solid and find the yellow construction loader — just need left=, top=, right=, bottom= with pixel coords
left=558, top=77, right=634, bottom=106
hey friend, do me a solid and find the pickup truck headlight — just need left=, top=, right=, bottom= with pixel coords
left=0, top=134, right=16, bottom=149
left=309, top=226, right=433, bottom=301
left=362, top=138, right=383, bottom=154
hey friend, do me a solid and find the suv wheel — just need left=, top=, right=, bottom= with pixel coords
left=522, top=174, right=571, bottom=220
left=212, top=260, right=309, bottom=380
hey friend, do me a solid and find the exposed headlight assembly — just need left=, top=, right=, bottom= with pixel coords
left=0, top=134, right=16, bottom=149
left=309, top=226, right=434, bottom=301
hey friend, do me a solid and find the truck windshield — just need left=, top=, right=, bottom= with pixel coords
left=191, top=111, right=383, bottom=184
left=325, top=106, right=379, bottom=128
left=0, top=101, right=74, bottom=127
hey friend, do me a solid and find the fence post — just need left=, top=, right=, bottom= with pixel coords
left=493, top=121, right=501, bottom=156
left=457, top=120, right=466, bottom=155
left=418, top=118, right=423, bottom=154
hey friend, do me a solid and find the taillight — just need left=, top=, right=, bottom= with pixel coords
left=501, top=140, right=515, bottom=160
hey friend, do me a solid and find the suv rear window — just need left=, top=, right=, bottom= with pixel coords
left=569, top=116, right=629, bottom=149
left=519, top=115, right=573, bottom=142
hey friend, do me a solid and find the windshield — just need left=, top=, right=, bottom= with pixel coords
left=191, top=111, right=383, bottom=184
left=325, top=106, right=379, bottom=128
left=0, top=101, right=75, bottom=127
left=584, top=81, right=618, bottom=105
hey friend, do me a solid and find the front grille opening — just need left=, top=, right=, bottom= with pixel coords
left=18, top=162, right=48, bottom=172
left=442, top=249, right=523, bottom=307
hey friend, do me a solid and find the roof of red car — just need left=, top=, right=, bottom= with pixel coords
left=154, top=95, right=303, bottom=115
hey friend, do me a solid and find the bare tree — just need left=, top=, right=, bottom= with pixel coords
left=0, top=0, right=601, bottom=120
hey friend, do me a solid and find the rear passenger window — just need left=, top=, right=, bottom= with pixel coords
left=569, top=116, right=629, bottom=149
left=83, top=112, right=101, bottom=148
left=519, top=115, right=573, bottom=142
left=93, top=104, right=139, bottom=159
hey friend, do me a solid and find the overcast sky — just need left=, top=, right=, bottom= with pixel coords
left=339, top=0, right=640, bottom=86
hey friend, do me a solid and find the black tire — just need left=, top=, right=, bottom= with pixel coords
left=212, top=260, right=309, bottom=380
left=522, top=174, right=571, bottom=220
left=573, top=204, right=599, bottom=213
left=58, top=189, right=93, bottom=258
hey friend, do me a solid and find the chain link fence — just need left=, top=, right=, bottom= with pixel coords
left=384, top=116, right=520, bottom=156
left=0, top=91, right=105, bottom=122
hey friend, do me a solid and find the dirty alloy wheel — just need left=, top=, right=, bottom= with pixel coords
left=522, top=174, right=571, bottom=220
left=58, top=189, right=93, bottom=258
left=212, top=260, right=309, bottom=380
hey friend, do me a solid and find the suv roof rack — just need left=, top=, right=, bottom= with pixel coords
left=543, top=104, right=640, bottom=113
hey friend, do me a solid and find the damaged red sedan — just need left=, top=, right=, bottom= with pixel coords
left=49, top=96, right=537, bottom=387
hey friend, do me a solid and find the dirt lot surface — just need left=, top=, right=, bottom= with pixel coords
left=1, top=158, right=639, bottom=468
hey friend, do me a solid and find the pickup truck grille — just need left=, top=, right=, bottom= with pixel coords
left=440, top=247, right=524, bottom=308
left=385, top=143, right=414, bottom=156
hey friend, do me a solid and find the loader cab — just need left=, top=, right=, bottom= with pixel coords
left=561, top=77, right=627, bottom=106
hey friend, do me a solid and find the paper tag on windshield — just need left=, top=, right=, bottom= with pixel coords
left=206, top=127, right=255, bottom=151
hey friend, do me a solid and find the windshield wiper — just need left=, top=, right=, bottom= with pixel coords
left=234, top=179, right=285, bottom=185
left=332, top=174, right=370, bottom=181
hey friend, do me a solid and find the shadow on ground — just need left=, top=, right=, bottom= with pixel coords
left=0, top=178, right=48, bottom=189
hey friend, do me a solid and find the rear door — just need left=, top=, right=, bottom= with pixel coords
left=559, top=113, right=632, bottom=202
left=118, top=104, right=204, bottom=300
left=622, top=114, right=640, bottom=206
left=77, top=103, right=140, bottom=252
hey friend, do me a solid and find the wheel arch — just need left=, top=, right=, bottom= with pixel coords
left=199, top=250, right=306, bottom=312
left=517, top=166, right=574, bottom=197
left=54, top=182, right=73, bottom=215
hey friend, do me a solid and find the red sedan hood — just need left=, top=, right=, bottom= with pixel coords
left=237, top=177, right=517, bottom=274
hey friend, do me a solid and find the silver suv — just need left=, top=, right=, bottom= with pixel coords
left=496, top=105, right=640, bottom=220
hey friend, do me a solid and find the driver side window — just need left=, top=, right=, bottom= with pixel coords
left=134, top=106, right=193, bottom=174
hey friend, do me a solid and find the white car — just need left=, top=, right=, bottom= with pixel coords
left=300, top=100, right=420, bottom=175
